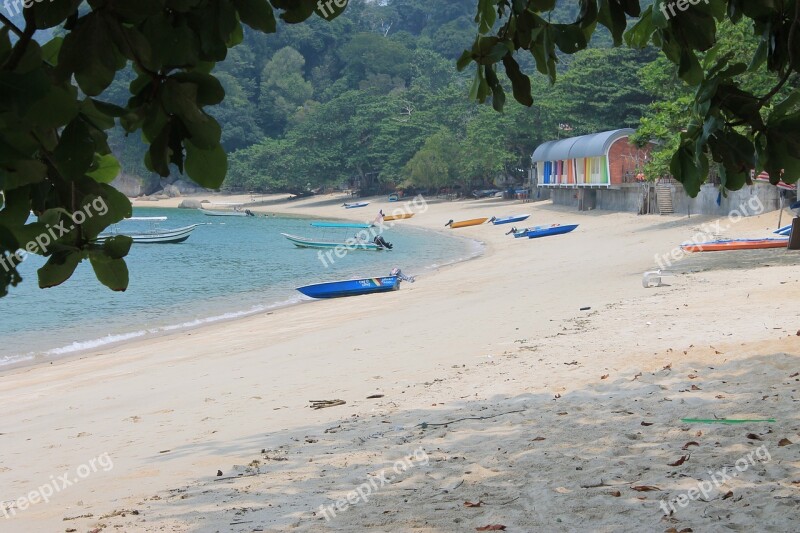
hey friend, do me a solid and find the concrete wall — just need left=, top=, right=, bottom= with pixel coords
left=668, top=182, right=788, bottom=217
left=548, top=186, right=644, bottom=212
left=543, top=182, right=793, bottom=216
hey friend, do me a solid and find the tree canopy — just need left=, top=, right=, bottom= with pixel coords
left=0, top=0, right=798, bottom=297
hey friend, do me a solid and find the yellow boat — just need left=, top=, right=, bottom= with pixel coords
left=446, top=217, right=489, bottom=229
left=384, top=213, right=415, bottom=222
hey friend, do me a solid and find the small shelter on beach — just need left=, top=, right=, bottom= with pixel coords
left=532, top=128, right=650, bottom=189
left=531, top=129, right=654, bottom=211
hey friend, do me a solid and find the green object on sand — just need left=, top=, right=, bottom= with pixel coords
left=681, top=418, right=776, bottom=424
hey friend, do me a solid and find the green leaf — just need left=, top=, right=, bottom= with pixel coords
left=185, top=140, right=227, bottom=188
left=232, top=0, right=277, bottom=31
left=502, top=55, right=533, bottom=106
left=101, top=235, right=133, bottom=260
left=38, top=251, right=83, bottom=289
left=25, top=0, right=82, bottom=30
left=53, top=118, right=96, bottom=180
left=89, top=252, right=129, bottom=291
left=86, top=154, right=121, bottom=184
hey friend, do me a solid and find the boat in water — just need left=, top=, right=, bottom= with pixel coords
left=343, top=202, right=369, bottom=209
left=681, top=238, right=788, bottom=252
left=297, top=268, right=415, bottom=298
left=199, top=203, right=256, bottom=217
left=281, top=233, right=391, bottom=251
left=445, top=218, right=489, bottom=229
left=492, top=214, right=530, bottom=225
left=310, top=221, right=374, bottom=229
left=525, top=224, right=579, bottom=239
left=96, top=217, right=203, bottom=244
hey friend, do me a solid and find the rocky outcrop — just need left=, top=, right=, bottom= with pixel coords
left=112, top=173, right=160, bottom=198
left=178, top=199, right=204, bottom=209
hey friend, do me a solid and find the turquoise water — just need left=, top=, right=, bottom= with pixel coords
left=0, top=208, right=479, bottom=367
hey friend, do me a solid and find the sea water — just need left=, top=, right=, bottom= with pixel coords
left=0, top=207, right=480, bottom=368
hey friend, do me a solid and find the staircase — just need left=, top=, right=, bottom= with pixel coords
left=656, top=184, right=674, bottom=214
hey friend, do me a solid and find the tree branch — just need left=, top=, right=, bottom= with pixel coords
left=0, top=13, right=24, bottom=39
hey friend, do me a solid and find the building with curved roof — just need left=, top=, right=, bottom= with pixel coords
left=532, top=129, right=650, bottom=188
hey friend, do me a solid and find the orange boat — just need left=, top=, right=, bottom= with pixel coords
left=384, top=213, right=415, bottom=222
left=446, top=218, right=489, bottom=229
left=681, top=238, right=788, bottom=252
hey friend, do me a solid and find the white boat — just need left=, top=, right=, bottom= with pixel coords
left=199, top=203, right=256, bottom=217
left=96, top=217, right=203, bottom=244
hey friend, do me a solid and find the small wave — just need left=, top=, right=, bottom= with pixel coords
left=1, top=295, right=306, bottom=368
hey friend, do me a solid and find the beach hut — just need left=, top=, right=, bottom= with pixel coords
left=532, top=129, right=648, bottom=188
left=531, top=129, right=656, bottom=211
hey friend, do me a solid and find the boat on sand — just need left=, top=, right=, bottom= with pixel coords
left=296, top=276, right=399, bottom=298
left=681, top=238, right=788, bottom=252
left=445, top=218, right=489, bottom=229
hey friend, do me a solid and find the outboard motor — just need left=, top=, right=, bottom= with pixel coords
left=374, top=235, right=393, bottom=250
left=390, top=267, right=415, bottom=283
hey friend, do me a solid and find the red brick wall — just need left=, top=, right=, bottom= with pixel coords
left=607, top=137, right=653, bottom=185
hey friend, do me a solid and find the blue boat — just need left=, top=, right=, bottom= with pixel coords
left=527, top=224, right=579, bottom=239
left=343, top=202, right=369, bottom=209
left=492, top=214, right=530, bottom=225
left=311, top=221, right=374, bottom=229
left=296, top=276, right=400, bottom=299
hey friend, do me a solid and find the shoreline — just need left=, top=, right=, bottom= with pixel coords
left=2, top=193, right=798, bottom=532
left=1, top=195, right=488, bottom=374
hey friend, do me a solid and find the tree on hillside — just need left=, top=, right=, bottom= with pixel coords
left=258, top=46, right=314, bottom=135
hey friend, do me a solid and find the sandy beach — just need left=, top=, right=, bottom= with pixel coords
left=1, top=193, right=798, bottom=532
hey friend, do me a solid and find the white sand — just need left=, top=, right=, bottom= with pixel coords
left=1, top=193, right=798, bottom=532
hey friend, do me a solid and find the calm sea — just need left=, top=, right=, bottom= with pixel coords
left=0, top=207, right=479, bottom=368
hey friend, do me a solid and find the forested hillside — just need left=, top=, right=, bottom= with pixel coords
left=106, top=0, right=782, bottom=196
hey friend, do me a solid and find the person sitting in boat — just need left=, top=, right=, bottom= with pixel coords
left=374, top=235, right=393, bottom=250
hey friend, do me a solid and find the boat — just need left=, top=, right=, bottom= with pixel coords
left=527, top=224, right=579, bottom=239
left=445, top=218, right=489, bottom=229
left=96, top=217, right=203, bottom=244
left=383, top=213, right=415, bottom=222
left=680, top=238, right=788, bottom=252
left=199, top=203, right=255, bottom=217
left=343, top=202, right=369, bottom=209
left=310, top=221, right=374, bottom=229
left=281, top=233, right=389, bottom=251
left=296, top=275, right=400, bottom=299
left=388, top=193, right=399, bottom=202
left=492, top=214, right=530, bottom=225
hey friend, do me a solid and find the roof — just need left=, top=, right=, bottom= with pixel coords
left=531, top=129, right=636, bottom=162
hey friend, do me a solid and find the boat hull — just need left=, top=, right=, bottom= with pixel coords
left=97, top=224, right=200, bottom=244
left=297, top=276, right=400, bottom=298
left=344, top=203, right=369, bottom=209
left=311, top=222, right=374, bottom=229
left=681, top=239, right=788, bottom=252
left=281, top=233, right=385, bottom=251
left=383, top=213, right=415, bottom=222
left=200, top=209, right=249, bottom=217
left=492, top=214, right=530, bottom=225
left=449, top=218, right=489, bottom=229
left=526, top=224, right=579, bottom=239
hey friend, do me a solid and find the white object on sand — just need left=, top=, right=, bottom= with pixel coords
left=642, top=270, right=675, bottom=288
